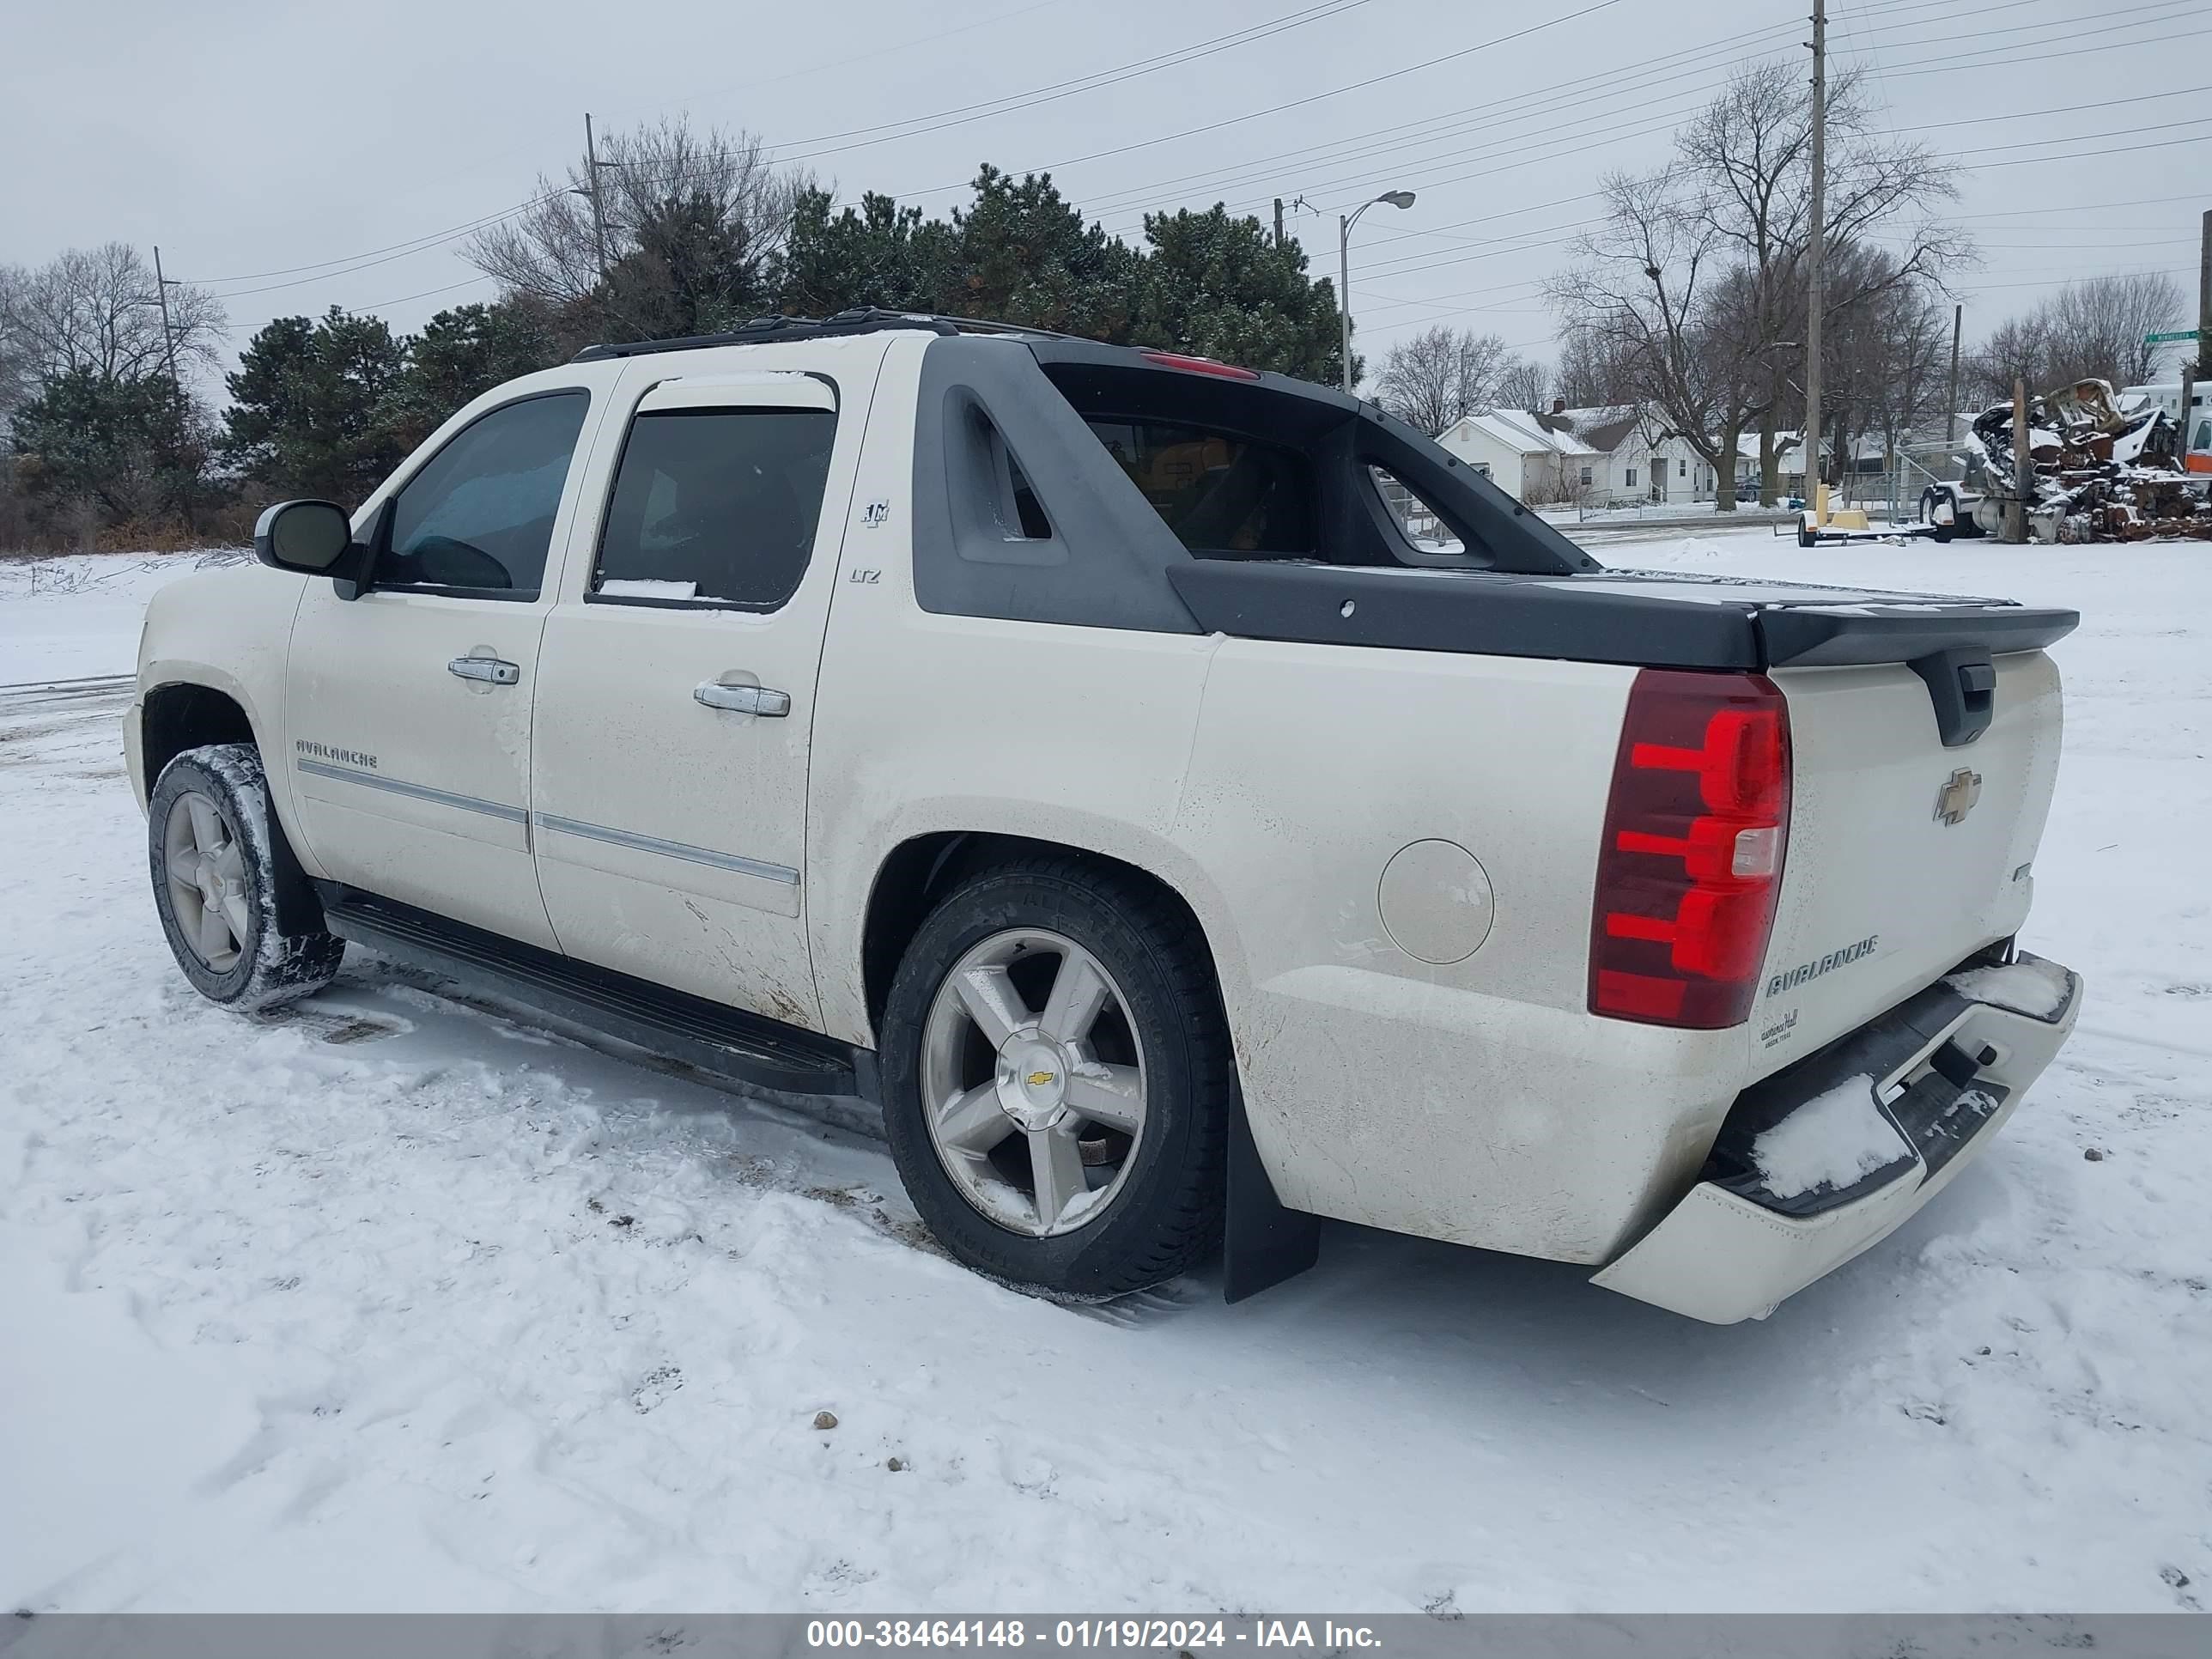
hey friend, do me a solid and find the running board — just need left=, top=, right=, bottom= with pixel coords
left=314, top=884, right=880, bottom=1129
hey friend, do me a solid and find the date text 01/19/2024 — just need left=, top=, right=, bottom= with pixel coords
left=805, top=1620, right=1383, bottom=1650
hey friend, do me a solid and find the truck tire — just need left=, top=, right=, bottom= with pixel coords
left=878, top=855, right=1230, bottom=1297
left=149, top=744, right=344, bottom=1011
left=1923, top=489, right=1954, bottom=543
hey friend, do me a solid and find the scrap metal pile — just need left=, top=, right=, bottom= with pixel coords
left=1971, top=379, right=2212, bottom=542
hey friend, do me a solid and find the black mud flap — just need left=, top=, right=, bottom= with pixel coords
left=1223, top=1095, right=1321, bottom=1302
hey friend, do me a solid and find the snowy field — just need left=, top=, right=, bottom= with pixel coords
left=1, top=534, right=2206, bottom=1614
left=0, top=551, right=244, bottom=682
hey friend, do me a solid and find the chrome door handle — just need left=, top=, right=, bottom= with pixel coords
left=447, top=656, right=520, bottom=685
left=695, top=681, right=791, bottom=717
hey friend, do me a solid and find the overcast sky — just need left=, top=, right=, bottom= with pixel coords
left=4, top=0, right=2201, bottom=397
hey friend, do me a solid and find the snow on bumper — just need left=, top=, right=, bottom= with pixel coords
left=1592, top=951, right=2081, bottom=1324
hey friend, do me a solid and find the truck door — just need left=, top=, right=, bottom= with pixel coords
left=284, top=386, right=600, bottom=951
left=528, top=368, right=862, bottom=1029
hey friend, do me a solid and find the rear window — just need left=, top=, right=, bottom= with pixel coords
left=1082, top=417, right=1315, bottom=555
left=1031, top=353, right=1594, bottom=577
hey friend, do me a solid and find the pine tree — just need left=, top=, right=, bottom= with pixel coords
left=385, top=301, right=560, bottom=449
left=780, top=190, right=957, bottom=318
left=223, top=307, right=407, bottom=504
left=592, top=191, right=775, bottom=343
left=9, top=368, right=211, bottom=532
left=945, top=167, right=1138, bottom=340
left=1133, top=205, right=1341, bottom=381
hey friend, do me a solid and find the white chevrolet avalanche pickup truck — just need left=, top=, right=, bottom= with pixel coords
left=127, top=310, right=2083, bottom=1322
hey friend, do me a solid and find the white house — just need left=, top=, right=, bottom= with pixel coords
left=1438, top=402, right=1722, bottom=505
left=1558, top=405, right=1719, bottom=505
left=1731, top=432, right=1809, bottom=498
left=1434, top=408, right=1597, bottom=502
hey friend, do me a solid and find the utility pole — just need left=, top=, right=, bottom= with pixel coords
left=2008, top=377, right=2032, bottom=543
left=150, top=244, right=197, bottom=532
left=2185, top=206, right=2209, bottom=459
left=150, top=244, right=183, bottom=390
left=585, top=112, right=610, bottom=277
left=1274, top=198, right=1285, bottom=247
left=1943, top=302, right=1962, bottom=449
left=1340, top=215, right=1354, bottom=394
left=1802, top=0, right=1826, bottom=521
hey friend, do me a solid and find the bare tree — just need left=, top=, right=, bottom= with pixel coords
left=0, top=264, right=31, bottom=420
left=1493, top=356, right=1552, bottom=412
left=1967, top=272, right=2185, bottom=400
left=466, top=118, right=812, bottom=320
left=1964, top=314, right=2047, bottom=408
left=1554, top=327, right=1635, bottom=408
left=1552, top=60, right=1972, bottom=507
left=1680, top=61, right=1971, bottom=501
left=1822, top=246, right=1950, bottom=501
left=1374, top=325, right=1517, bottom=433
left=0, top=243, right=226, bottom=388
left=1547, top=169, right=1767, bottom=511
left=2055, top=272, right=2182, bottom=386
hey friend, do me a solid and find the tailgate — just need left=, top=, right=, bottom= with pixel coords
left=1750, top=647, right=2063, bottom=1069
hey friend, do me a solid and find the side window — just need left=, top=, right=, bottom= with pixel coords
left=380, top=392, right=590, bottom=599
left=1366, top=465, right=1465, bottom=555
left=593, top=406, right=836, bottom=609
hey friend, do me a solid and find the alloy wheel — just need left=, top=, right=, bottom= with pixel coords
left=163, top=790, right=250, bottom=972
left=919, top=927, right=1148, bottom=1237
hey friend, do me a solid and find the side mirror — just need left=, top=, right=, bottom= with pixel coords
left=254, top=500, right=357, bottom=574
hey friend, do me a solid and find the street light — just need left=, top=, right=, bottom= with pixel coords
left=1339, top=190, right=1415, bottom=395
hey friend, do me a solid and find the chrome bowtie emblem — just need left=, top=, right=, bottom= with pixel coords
left=1935, top=767, right=1982, bottom=827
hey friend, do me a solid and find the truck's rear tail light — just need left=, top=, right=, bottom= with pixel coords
left=1139, top=350, right=1261, bottom=380
left=1589, top=670, right=1790, bottom=1029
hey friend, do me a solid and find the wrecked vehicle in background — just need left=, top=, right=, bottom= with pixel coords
left=1964, top=378, right=2212, bottom=543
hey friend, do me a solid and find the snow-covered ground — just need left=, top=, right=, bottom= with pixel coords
left=2, top=535, right=2206, bottom=1614
left=0, top=553, right=244, bottom=684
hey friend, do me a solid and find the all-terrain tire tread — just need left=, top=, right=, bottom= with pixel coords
left=149, top=743, right=344, bottom=1011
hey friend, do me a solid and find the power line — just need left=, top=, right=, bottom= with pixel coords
left=874, top=0, right=1639, bottom=204
left=349, top=276, right=497, bottom=314
left=179, top=1, right=1371, bottom=294
left=1216, top=25, right=2194, bottom=223
left=1102, top=9, right=2187, bottom=249
left=193, top=0, right=2013, bottom=307
left=1846, top=18, right=2210, bottom=77
left=180, top=0, right=2187, bottom=346
left=1077, top=21, right=1806, bottom=222
left=765, top=0, right=1376, bottom=162
left=592, top=0, right=1080, bottom=126
left=1091, top=0, right=2137, bottom=234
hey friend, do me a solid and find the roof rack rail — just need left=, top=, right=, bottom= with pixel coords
left=569, top=308, right=1088, bottom=362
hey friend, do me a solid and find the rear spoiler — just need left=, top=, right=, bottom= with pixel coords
left=1756, top=603, right=2080, bottom=665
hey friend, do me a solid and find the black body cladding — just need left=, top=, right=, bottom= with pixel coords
left=583, top=316, right=2074, bottom=679
left=1169, top=562, right=2080, bottom=672
left=908, top=331, right=2075, bottom=674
